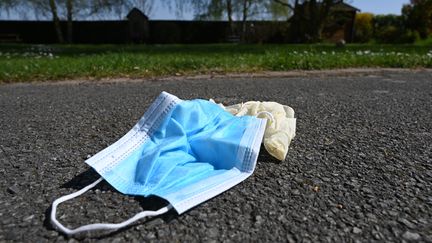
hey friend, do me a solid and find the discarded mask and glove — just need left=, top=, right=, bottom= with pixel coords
left=50, top=92, right=296, bottom=235
left=216, top=100, right=296, bottom=161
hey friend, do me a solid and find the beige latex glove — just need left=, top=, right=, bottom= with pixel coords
left=221, top=101, right=296, bottom=161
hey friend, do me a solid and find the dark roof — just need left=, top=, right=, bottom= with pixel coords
left=331, top=2, right=360, bottom=12
left=127, top=7, right=148, bottom=19
left=297, top=1, right=360, bottom=12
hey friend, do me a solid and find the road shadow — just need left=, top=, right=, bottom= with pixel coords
left=92, top=196, right=178, bottom=240
left=61, top=169, right=113, bottom=192
left=257, top=145, right=281, bottom=164
left=46, top=169, right=178, bottom=239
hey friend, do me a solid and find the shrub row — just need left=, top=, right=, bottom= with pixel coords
left=354, top=13, right=422, bottom=44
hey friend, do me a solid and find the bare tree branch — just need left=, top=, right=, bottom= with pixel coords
left=272, top=0, right=294, bottom=10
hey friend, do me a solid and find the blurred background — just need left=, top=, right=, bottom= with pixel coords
left=1, top=0, right=431, bottom=84
left=0, top=0, right=426, bottom=44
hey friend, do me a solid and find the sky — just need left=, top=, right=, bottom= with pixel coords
left=0, top=0, right=412, bottom=20
left=350, top=0, right=410, bottom=15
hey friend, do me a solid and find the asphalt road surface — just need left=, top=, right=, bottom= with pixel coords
left=1, top=70, right=431, bottom=242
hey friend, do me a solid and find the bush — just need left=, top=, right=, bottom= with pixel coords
left=375, top=26, right=419, bottom=44
left=401, top=30, right=421, bottom=43
left=354, top=13, right=374, bottom=43
left=375, top=25, right=399, bottom=43
left=373, top=14, right=404, bottom=28
left=372, top=14, right=418, bottom=43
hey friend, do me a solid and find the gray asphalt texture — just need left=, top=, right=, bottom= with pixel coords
left=1, top=70, right=431, bottom=242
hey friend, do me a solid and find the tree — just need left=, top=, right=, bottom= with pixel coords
left=27, top=0, right=76, bottom=43
left=61, top=0, right=95, bottom=43
left=0, top=0, right=35, bottom=20
left=240, top=0, right=254, bottom=41
left=263, top=0, right=291, bottom=20
left=166, top=0, right=345, bottom=42
left=25, top=0, right=155, bottom=43
left=354, top=12, right=373, bottom=43
left=62, top=0, right=155, bottom=42
left=48, top=0, right=65, bottom=43
left=227, top=0, right=234, bottom=34
left=272, top=0, right=344, bottom=42
left=3, top=0, right=155, bottom=42
left=402, top=0, right=432, bottom=38
left=163, top=0, right=272, bottom=41
left=66, top=0, right=73, bottom=43
left=0, top=0, right=15, bottom=18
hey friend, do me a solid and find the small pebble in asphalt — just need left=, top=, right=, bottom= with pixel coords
left=7, top=185, right=19, bottom=194
left=402, top=231, right=421, bottom=241
left=353, top=227, right=362, bottom=234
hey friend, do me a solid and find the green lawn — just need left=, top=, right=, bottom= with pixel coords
left=1, top=44, right=431, bottom=83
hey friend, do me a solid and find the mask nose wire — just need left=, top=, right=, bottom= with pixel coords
left=256, top=111, right=276, bottom=126
left=50, top=177, right=173, bottom=236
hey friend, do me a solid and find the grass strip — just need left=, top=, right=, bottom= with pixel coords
left=1, top=44, right=431, bottom=83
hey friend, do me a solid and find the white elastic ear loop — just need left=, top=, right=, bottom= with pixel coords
left=256, top=111, right=276, bottom=126
left=50, top=177, right=173, bottom=236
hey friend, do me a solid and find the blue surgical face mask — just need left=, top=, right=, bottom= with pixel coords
left=50, top=91, right=267, bottom=235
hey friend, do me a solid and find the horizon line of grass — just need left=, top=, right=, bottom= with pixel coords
left=1, top=44, right=432, bottom=83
